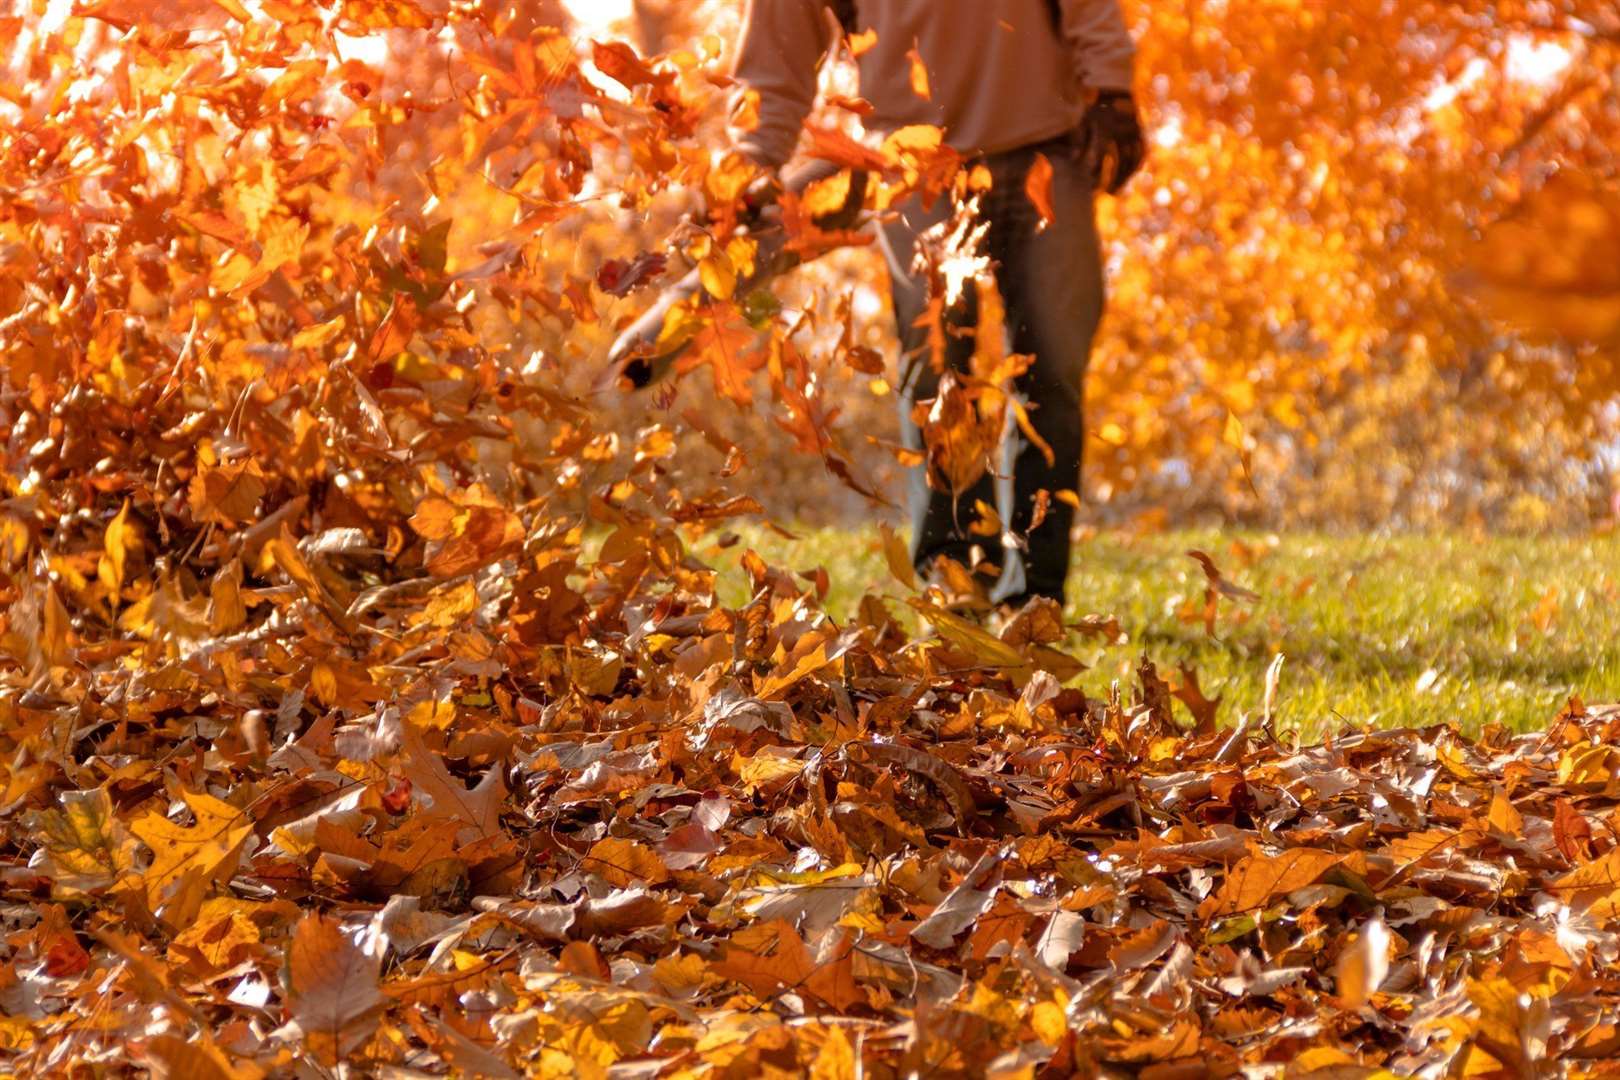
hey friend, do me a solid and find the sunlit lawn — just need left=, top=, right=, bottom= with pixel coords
left=701, top=526, right=1620, bottom=736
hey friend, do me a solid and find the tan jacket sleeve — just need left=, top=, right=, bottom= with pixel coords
left=1057, top=0, right=1136, bottom=92
left=729, top=0, right=836, bottom=169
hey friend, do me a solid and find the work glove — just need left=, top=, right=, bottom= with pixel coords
left=738, top=172, right=783, bottom=227
left=1079, top=89, right=1145, bottom=194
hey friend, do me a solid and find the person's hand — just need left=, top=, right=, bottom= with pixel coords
left=1080, top=89, right=1145, bottom=194
left=738, top=172, right=783, bottom=227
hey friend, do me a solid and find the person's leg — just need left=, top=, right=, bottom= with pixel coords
left=878, top=200, right=1001, bottom=578
left=983, top=143, right=1104, bottom=606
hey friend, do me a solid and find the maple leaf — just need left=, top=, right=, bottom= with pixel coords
left=673, top=304, right=769, bottom=406
left=169, top=896, right=264, bottom=974
left=128, top=790, right=253, bottom=930
left=28, top=788, right=139, bottom=896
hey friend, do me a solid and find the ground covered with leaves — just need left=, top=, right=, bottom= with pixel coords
left=6, top=3, right=1620, bottom=1078
left=9, top=505, right=1620, bottom=1077
left=732, top=525, right=1620, bottom=736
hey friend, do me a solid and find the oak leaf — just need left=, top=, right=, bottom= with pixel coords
left=396, top=721, right=506, bottom=842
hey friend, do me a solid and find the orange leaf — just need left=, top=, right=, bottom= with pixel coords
left=285, top=914, right=384, bottom=1066
left=1025, top=152, right=1055, bottom=231
left=1209, top=848, right=1343, bottom=915
left=906, top=45, right=931, bottom=100
left=584, top=837, right=671, bottom=889
left=188, top=460, right=266, bottom=528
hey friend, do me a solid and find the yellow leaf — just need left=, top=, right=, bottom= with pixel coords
left=170, top=897, right=263, bottom=972
left=755, top=627, right=860, bottom=700
left=129, top=790, right=253, bottom=930
left=292, top=315, right=348, bottom=350
left=99, top=498, right=138, bottom=595
left=879, top=522, right=917, bottom=589
left=810, top=1026, right=857, bottom=1080
left=188, top=459, right=266, bottom=527
left=651, top=952, right=709, bottom=997
left=1437, top=741, right=1479, bottom=780
left=209, top=562, right=247, bottom=634
left=699, top=254, right=737, bottom=301
left=734, top=749, right=806, bottom=794
left=1487, top=788, right=1524, bottom=838
left=1031, top=1000, right=1068, bottom=1045
left=27, top=787, right=139, bottom=896
left=311, top=662, right=339, bottom=707
left=42, top=581, right=73, bottom=667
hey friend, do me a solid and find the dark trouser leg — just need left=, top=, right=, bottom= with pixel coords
left=879, top=204, right=1000, bottom=578
left=984, top=144, right=1103, bottom=607
left=879, top=143, right=1102, bottom=602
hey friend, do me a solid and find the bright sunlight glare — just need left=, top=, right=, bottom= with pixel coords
left=562, top=0, right=636, bottom=38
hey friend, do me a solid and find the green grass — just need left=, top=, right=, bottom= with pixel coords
left=697, top=526, right=1620, bottom=735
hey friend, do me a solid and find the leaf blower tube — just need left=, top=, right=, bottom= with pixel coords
left=608, top=160, right=871, bottom=390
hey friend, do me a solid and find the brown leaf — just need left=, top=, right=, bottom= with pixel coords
left=396, top=721, right=506, bottom=842
left=1188, top=550, right=1261, bottom=602
left=912, top=852, right=998, bottom=949
left=1172, top=663, right=1223, bottom=735
left=1553, top=798, right=1594, bottom=863
left=284, top=914, right=384, bottom=1066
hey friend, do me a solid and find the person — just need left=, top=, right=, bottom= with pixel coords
left=729, top=0, right=1143, bottom=611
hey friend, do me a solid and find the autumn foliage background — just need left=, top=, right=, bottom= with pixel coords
left=4, top=0, right=1620, bottom=1076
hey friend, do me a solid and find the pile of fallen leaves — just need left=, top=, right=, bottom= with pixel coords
left=8, top=459, right=1620, bottom=1080
left=6, top=5, right=1620, bottom=1079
